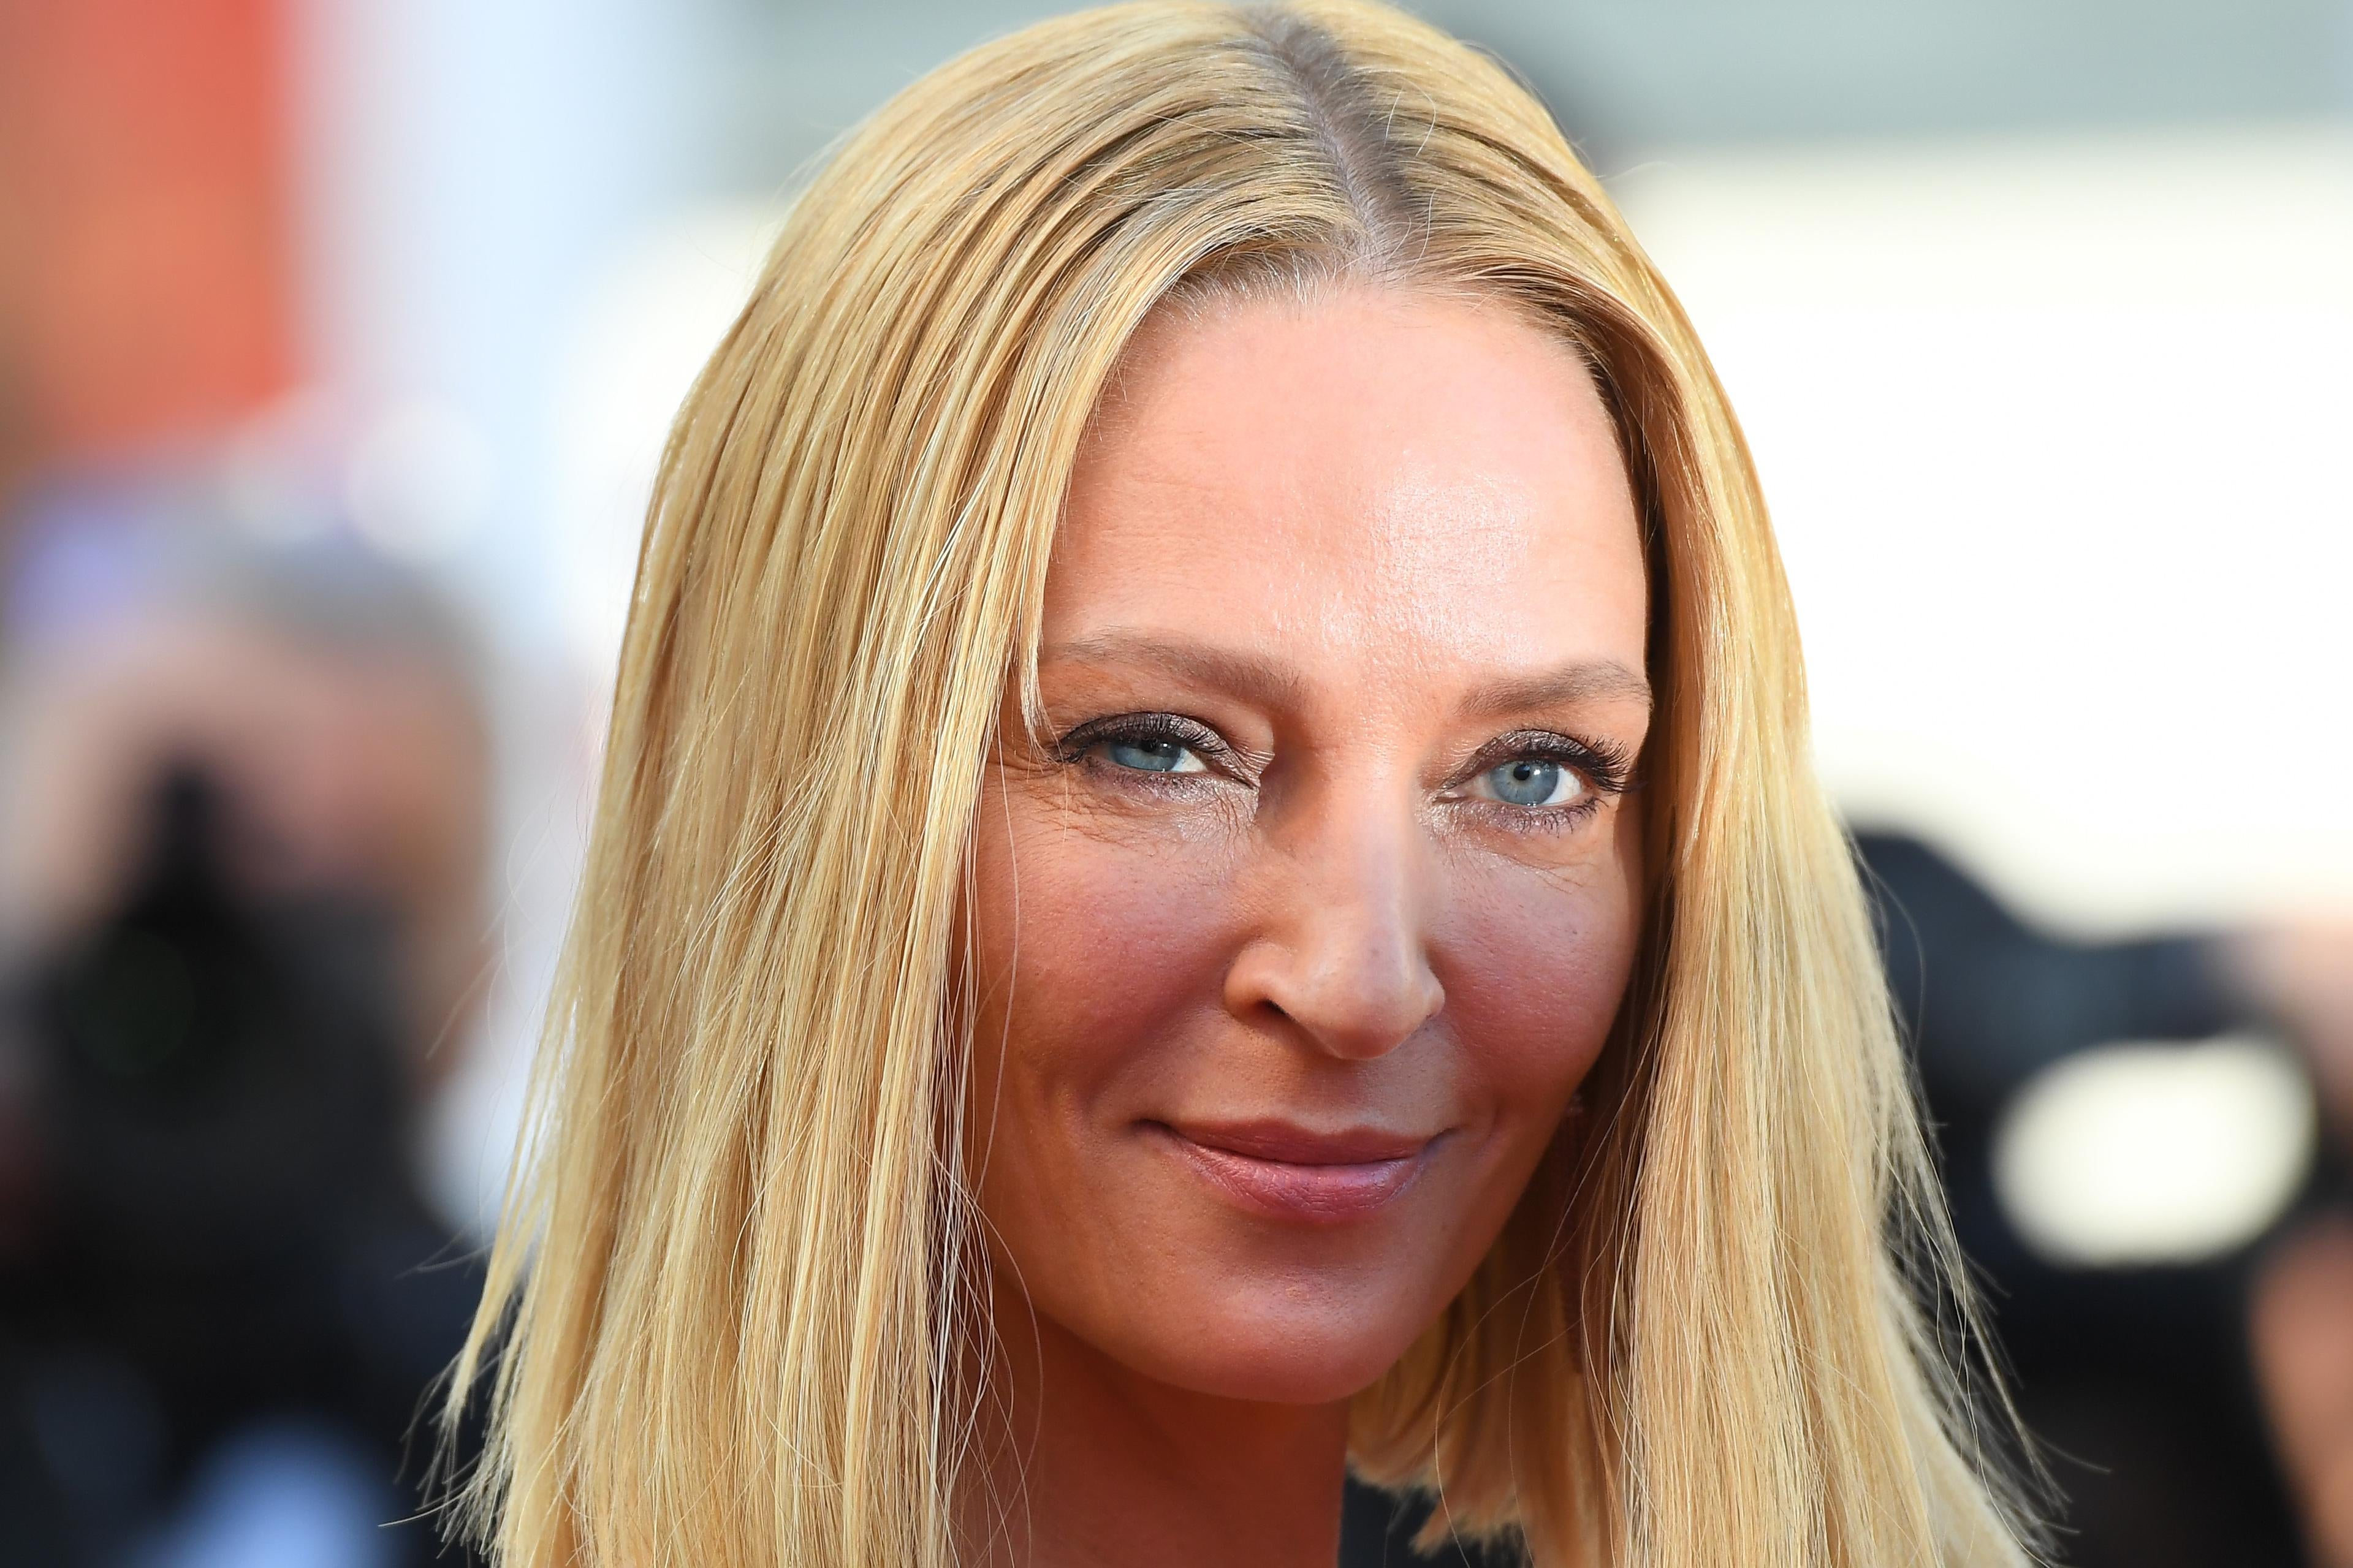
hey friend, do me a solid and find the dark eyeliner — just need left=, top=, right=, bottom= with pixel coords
left=1052, top=711, right=1231, bottom=771
left=1465, top=728, right=1636, bottom=797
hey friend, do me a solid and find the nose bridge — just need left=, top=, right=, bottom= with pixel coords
left=1229, top=762, right=1445, bottom=1058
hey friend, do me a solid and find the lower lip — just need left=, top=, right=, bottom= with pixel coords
left=1148, top=1125, right=1434, bottom=1223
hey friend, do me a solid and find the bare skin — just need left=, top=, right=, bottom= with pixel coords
left=2253, top=1215, right=2353, bottom=1568
left=959, top=287, right=1652, bottom=1567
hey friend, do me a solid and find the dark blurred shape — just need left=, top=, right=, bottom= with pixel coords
left=34, top=768, right=406, bottom=1274
left=1865, top=832, right=2244, bottom=1119
left=1863, top=830, right=2316, bottom=1568
left=1, top=748, right=480, bottom=1563
left=1341, top=1478, right=1510, bottom=1567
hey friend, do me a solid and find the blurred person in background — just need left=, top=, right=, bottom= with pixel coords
left=1857, top=832, right=2353, bottom=1568
left=0, top=491, right=493, bottom=1568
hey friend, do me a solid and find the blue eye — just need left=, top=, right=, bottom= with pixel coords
left=1103, top=737, right=1207, bottom=774
left=1479, top=757, right=1582, bottom=808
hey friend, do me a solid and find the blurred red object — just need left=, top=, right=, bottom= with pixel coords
left=0, top=0, right=297, bottom=482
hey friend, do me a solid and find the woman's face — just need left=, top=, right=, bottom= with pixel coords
left=966, top=287, right=1651, bottom=1405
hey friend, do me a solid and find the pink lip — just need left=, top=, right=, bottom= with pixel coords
left=1148, top=1119, right=1439, bottom=1223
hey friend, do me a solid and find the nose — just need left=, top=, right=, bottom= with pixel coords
left=1222, top=782, right=1445, bottom=1060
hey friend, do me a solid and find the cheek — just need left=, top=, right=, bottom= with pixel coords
left=963, top=789, right=1244, bottom=1187
left=960, top=789, right=1256, bottom=1337
left=1435, top=812, right=1644, bottom=1118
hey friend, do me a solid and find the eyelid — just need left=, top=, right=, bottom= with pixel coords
left=1454, top=728, right=1636, bottom=796
left=1052, top=714, right=1633, bottom=800
left=1054, top=711, right=1237, bottom=772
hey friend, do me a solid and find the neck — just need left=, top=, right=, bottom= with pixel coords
left=957, top=1280, right=1351, bottom=1568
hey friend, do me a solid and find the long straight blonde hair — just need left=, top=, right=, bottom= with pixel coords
left=447, top=3, right=2040, bottom=1564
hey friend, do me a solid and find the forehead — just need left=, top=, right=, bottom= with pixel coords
left=1047, top=288, right=1646, bottom=685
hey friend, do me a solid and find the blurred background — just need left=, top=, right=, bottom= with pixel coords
left=0, top=1, right=2347, bottom=1564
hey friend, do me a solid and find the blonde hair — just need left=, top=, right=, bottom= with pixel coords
left=447, top=3, right=2040, bottom=1564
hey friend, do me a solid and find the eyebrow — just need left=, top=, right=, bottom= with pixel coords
left=1039, top=629, right=1649, bottom=718
left=1039, top=630, right=1308, bottom=709
left=1456, top=658, right=1652, bottom=721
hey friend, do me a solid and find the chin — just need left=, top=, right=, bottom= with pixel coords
left=1112, top=1268, right=1440, bottom=1406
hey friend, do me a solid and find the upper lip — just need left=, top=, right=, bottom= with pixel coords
left=1156, top=1119, right=1434, bottom=1165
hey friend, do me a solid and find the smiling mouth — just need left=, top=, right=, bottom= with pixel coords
left=1146, top=1119, right=1439, bottom=1223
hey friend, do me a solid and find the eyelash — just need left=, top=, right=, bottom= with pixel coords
left=1051, top=713, right=1635, bottom=832
left=1053, top=713, right=1233, bottom=780
left=1467, top=729, right=1635, bottom=834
